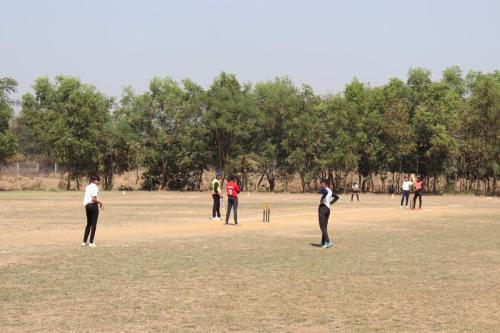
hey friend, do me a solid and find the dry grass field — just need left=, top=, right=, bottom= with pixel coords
left=1, top=191, right=499, bottom=332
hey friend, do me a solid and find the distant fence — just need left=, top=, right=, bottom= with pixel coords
left=0, top=162, right=497, bottom=195
left=0, top=161, right=60, bottom=176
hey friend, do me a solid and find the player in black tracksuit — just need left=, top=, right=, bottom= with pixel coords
left=318, top=179, right=340, bottom=248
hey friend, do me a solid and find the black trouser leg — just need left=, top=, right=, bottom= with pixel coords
left=84, top=204, right=99, bottom=243
left=225, top=197, right=238, bottom=224
left=415, top=191, right=422, bottom=208
left=232, top=198, right=238, bottom=224
left=225, top=198, right=233, bottom=224
left=401, top=191, right=409, bottom=206
left=83, top=208, right=92, bottom=242
left=318, top=205, right=331, bottom=243
left=356, top=193, right=359, bottom=201
left=212, top=194, right=221, bottom=218
left=351, top=193, right=354, bottom=201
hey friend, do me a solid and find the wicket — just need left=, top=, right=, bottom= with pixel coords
left=262, top=203, right=271, bottom=222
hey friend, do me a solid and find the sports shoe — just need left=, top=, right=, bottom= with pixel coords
left=88, top=243, right=97, bottom=248
left=323, top=242, right=333, bottom=248
left=400, top=206, right=403, bottom=209
left=80, top=242, right=87, bottom=247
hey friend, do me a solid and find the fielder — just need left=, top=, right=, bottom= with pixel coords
left=318, top=179, right=339, bottom=248
left=400, top=176, right=412, bottom=208
left=81, top=175, right=103, bottom=248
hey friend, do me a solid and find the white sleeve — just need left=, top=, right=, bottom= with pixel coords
left=90, top=185, right=98, bottom=197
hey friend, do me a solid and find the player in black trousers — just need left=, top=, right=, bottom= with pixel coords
left=81, top=175, right=103, bottom=248
left=318, top=179, right=340, bottom=248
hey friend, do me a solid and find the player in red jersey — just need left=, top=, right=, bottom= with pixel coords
left=225, top=175, right=241, bottom=225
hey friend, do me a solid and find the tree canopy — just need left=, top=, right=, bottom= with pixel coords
left=4, top=66, right=499, bottom=194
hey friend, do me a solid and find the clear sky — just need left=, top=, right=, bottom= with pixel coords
left=1, top=0, right=499, bottom=99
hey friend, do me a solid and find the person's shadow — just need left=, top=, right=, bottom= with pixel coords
left=310, top=243, right=323, bottom=247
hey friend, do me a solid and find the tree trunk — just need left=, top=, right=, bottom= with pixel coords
left=198, top=169, right=204, bottom=191
left=343, top=171, right=348, bottom=193
left=257, top=170, right=266, bottom=191
left=397, top=160, right=402, bottom=192
left=493, top=169, right=497, bottom=196
left=160, top=160, right=168, bottom=191
left=66, top=171, right=71, bottom=191
left=300, top=173, right=306, bottom=193
left=433, top=174, right=437, bottom=194
left=266, top=169, right=276, bottom=192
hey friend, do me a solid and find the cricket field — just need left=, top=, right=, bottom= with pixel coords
left=1, top=192, right=499, bottom=332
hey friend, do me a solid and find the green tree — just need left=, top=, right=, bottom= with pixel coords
left=0, top=77, right=17, bottom=165
left=381, top=78, right=415, bottom=188
left=284, top=85, right=322, bottom=192
left=204, top=72, right=256, bottom=181
left=100, top=117, right=138, bottom=190
left=461, top=72, right=500, bottom=194
left=412, top=79, right=461, bottom=192
left=117, top=77, right=209, bottom=190
left=254, top=77, right=300, bottom=191
left=20, top=76, right=112, bottom=189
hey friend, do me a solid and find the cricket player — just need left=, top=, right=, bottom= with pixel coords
left=318, top=179, right=339, bottom=248
left=351, top=182, right=360, bottom=202
left=81, top=175, right=103, bottom=248
left=225, top=175, right=241, bottom=225
left=400, top=176, right=412, bottom=208
left=211, top=172, right=223, bottom=220
left=412, top=176, right=424, bottom=209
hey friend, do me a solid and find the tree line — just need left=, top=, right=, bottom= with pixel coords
left=0, top=67, right=498, bottom=194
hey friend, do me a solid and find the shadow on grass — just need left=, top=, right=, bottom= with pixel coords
left=310, top=243, right=323, bottom=247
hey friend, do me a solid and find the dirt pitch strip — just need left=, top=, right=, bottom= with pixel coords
left=1, top=191, right=499, bottom=332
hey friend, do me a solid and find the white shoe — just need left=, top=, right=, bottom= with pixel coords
left=88, top=243, right=96, bottom=248
left=400, top=206, right=403, bottom=209
left=80, top=242, right=87, bottom=247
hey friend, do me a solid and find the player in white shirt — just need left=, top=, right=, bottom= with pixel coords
left=400, top=176, right=413, bottom=208
left=81, top=175, right=103, bottom=247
